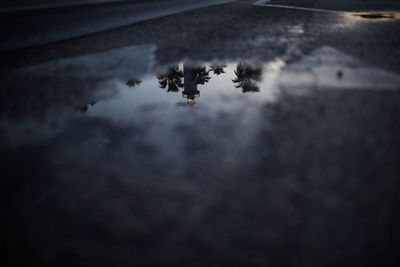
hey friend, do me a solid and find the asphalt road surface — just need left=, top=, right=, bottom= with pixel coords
left=1, top=1, right=400, bottom=266
left=0, top=0, right=234, bottom=52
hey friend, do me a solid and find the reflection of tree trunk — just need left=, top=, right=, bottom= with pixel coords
left=183, top=64, right=199, bottom=101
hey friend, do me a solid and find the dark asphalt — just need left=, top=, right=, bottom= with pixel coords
left=1, top=1, right=400, bottom=266
left=0, top=0, right=234, bottom=52
left=2, top=0, right=400, bottom=73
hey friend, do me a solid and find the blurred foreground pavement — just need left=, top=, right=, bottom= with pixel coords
left=1, top=0, right=400, bottom=266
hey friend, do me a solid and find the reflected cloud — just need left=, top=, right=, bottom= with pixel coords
left=1, top=35, right=400, bottom=267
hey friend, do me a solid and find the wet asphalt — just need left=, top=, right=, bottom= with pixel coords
left=1, top=1, right=400, bottom=266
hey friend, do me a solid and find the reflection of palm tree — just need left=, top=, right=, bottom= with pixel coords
left=126, top=79, right=142, bottom=88
left=157, top=66, right=184, bottom=92
left=191, top=66, right=211, bottom=85
left=232, top=62, right=262, bottom=93
left=157, top=64, right=211, bottom=104
left=210, top=64, right=227, bottom=75
left=75, top=98, right=97, bottom=113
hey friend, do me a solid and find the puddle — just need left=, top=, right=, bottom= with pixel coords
left=1, top=44, right=400, bottom=266
left=74, top=60, right=285, bottom=123
left=0, top=57, right=288, bottom=174
left=1, top=45, right=400, bottom=149
left=0, top=44, right=399, bottom=178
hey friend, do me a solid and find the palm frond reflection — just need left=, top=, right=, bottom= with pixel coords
left=190, top=66, right=211, bottom=85
left=155, top=62, right=263, bottom=105
left=157, top=66, right=184, bottom=92
left=210, top=64, right=227, bottom=75
left=232, top=62, right=262, bottom=93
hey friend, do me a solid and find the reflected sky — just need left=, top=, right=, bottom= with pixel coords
left=0, top=57, right=284, bottom=170
left=92, top=61, right=280, bottom=112
left=1, top=45, right=400, bottom=266
left=1, top=43, right=399, bottom=149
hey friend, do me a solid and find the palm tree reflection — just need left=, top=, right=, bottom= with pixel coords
left=126, top=79, right=142, bottom=88
left=232, top=62, right=262, bottom=93
left=190, top=66, right=211, bottom=85
left=156, top=62, right=263, bottom=105
left=75, top=99, right=97, bottom=113
left=210, top=64, right=227, bottom=75
left=157, top=64, right=211, bottom=104
left=157, top=66, right=184, bottom=92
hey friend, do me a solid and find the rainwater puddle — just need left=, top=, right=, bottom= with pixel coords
left=0, top=51, right=286, bottom=178
left=1, top=45, right=399, bottom=182
left=1, top=45, right=400, bottom=150
left=1, top=46, right=399, bottom=263
left=86, top=60, right=284, bottom=121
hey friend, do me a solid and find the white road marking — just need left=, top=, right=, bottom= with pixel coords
left=254, top=0, right=344, bottom=14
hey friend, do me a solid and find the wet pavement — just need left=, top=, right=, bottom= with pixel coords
left=1, top=0, right=400, bottom=266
